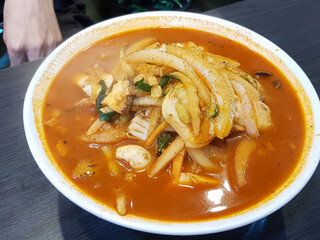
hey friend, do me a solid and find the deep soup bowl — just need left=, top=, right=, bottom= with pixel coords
left=23, top=11, right=320, bottom=235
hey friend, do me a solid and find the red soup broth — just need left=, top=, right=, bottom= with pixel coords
left=43, top=28, right=305, bottom=222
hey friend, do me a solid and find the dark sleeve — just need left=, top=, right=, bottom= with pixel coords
left=54, top=0, right=76, bottom=12
left=0, top=0, right=4, bottom=22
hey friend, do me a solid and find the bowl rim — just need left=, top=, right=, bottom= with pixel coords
left=23, top=11, right=320, bottom=236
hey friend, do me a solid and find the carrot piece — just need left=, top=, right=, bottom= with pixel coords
left=149, top=136, right=185, bottom=177
left=145, top=121, right=169, bottom=147
left=171, top=147, right=186, bottom=180
left=147, top=107, right=161, bottom=136
left=179, top=172, right=220, bottom=186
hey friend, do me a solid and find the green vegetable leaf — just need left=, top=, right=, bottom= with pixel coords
left=159, top=74, right=180, bottom=88
left=157, top=132, right=172, bottom=155
left=98, top=111, right=116, bottom=122
left=96, top=80, right=107, bottom=111
left=134, top=78, right=152, bottom=92
left=96, top=80, right=116, bottom=122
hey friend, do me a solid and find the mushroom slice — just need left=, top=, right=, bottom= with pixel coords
left=116, top=145, right=151, bottom=170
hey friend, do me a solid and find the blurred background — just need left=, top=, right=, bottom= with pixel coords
left=0, top=0, right=241, bottom=69
left=81, top=0, right=242, bottom=22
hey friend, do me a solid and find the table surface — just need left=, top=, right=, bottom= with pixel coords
left=1, top=0, right=320, bottom=239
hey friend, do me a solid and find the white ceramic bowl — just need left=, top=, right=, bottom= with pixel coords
left=23, top=11, right=320, bottom=235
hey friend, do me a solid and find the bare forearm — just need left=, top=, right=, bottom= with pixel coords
left=3, top=0, right=62, bottom=66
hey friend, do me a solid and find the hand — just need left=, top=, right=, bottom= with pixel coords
left=3, top=0, right=62, bottom=66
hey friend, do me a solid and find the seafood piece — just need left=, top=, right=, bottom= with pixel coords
left=128, top=112, right=150, bottom=140
left=116, top=145, right=152, bottom=170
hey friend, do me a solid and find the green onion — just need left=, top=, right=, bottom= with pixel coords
left=159, top=74, right=180, bottom=89
left=208, top=104, right=218, bottom=118
left=242, top=74, right=255, bottom=85
left=98, top=111, right=116, bottom=122
left=96, top=80, right=116, bottom=122
left=157, top=132, right=172, bottom=156
left=134, top=78, right=152, bottom=92
left=96, top=80, right=107, bottom=110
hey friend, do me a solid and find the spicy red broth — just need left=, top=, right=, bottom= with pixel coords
left=43, top=28, right=305, bottom=221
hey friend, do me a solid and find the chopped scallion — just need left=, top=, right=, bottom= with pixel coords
left=208, top=104, right=218, bottom=118
left=96, top=80, right=116, bottom=122
left=157, top=132, right=172, bottom=155
left=134, top=78, right=152, bottom=92
left=242, top=74, right=255, bottom=85
left=159, top=74, right=180, bottom=89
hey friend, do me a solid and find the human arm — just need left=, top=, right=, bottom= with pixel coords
left=3, top=0, right=62, bottom=66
